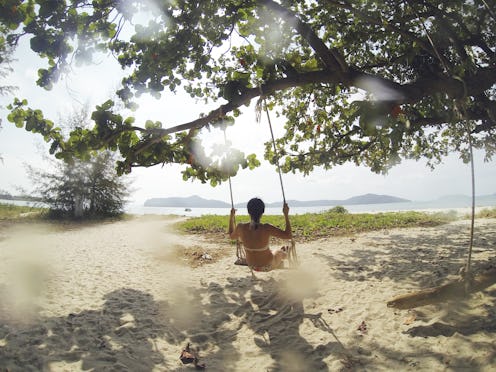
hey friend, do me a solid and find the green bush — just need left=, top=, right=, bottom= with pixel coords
left=326, top=205, right=348, bottom=214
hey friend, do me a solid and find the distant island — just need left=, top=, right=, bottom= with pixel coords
left=144, top=193, right=412, bottom=208
left=0, top=193, right=42, bottom=202
left=144, top=195, right=230, bottom=208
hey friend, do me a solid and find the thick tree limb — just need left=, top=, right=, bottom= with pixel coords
left=259, top=0, right=348, bottom=73
left=408, top=112, right=496, bottom=130
left=387, top=267, right=496, bottom=309
left=133, top=70, right=345, bottom=155
left=324, top=0, right=434, bottom=53
left=144, top=66, right=496, bottom=140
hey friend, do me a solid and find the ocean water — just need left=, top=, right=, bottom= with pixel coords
left=3, top=197, right=495, bottom=217
left=126, top=197, right=496, bottom=217
left=0, top=199, right=47, bottom=208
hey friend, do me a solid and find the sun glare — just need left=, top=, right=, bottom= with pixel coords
left=356, top=76, right=404, bottom=101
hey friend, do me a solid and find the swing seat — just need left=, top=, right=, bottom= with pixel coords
left=235, top=258, right=287, bottom=271
left=234, top=248, right=292, bottom=271
left=234, top=241, right=298, bottom=270
left=234, top=257, right=247, bottom=266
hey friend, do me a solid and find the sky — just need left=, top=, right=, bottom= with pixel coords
left=0, top=36, right=494, bottom=206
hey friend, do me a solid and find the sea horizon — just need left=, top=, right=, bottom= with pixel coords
left=2, top=196, right=495, bottom=217
left=126, top=197, right=496, bottom=217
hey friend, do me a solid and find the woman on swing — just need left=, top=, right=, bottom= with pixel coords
left=229, top=197, right=292, bottom=272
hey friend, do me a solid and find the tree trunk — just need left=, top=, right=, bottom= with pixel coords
left=74, top=194, right=84, bottom=218
left=387, top=267, right=496, bottom=310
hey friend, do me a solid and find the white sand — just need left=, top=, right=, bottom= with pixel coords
left=0, top=216, right=495, bottom=371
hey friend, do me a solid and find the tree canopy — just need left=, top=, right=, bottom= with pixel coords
left=2, top=0, right=496, bottom=185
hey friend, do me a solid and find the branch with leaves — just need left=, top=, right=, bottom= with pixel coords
left=3, top=0, right=495, bottom=184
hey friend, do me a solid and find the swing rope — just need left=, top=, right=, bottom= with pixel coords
left=265, top=101, right=287, bottom=203
left=225, top=88, right=299, bottom=269
left=466, top=130, right=476, bottom=277
left=259, top=88, right=299, bottom=268
left=409, top=1, right=476, bottom=284
left=223, top=128, right=246, bottom=265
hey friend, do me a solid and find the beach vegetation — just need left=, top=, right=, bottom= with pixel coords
left=29, top=151, right=129, bottom=219
left=176, top=209, right=458, bottom=242
left=0, top=26, right=16, bottom=99
left=0, top=26, right=16, bottom=161
left=3, top=1, right=495, bottom=186
left=327, top=205, right=348, bottom=214
left=0, top=202, right=46, bottom=220
left=24, top=107, right=130, bottom=219
left=474, top=208, right=496, bottom=219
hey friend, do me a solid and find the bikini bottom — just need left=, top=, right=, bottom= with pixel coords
left=248, top=263, right=274, bottom=272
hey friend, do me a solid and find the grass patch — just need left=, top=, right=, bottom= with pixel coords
left=175, top=208, right=458, bottom=242
left=0, top=203, right=132, bottom=225
left=474, top=207, right=496, bottom=219
left=0, top=203, right=47, bottom=221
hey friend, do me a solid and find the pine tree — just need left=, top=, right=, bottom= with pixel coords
left=29, top=108, right=130, bottom=218
left=30, top=151, right=129, bottom=218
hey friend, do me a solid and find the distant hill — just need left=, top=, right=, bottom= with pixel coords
left=0, top=194, right=42, bottom=202
left=263, top=194, right=410, bottom=207
left=144, top=193, right=411, bottom=208
left=434, top=193, right=496, bottom=203
left=344, top=193, right=411, bottom=205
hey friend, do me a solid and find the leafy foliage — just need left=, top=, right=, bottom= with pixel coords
left=0, top=25, right=16, bottom=131
left=2, top=0, right=496, bottom=184
left=0, top=40, right=15, bottom=97
left=327, top=205, right=348, bottom=214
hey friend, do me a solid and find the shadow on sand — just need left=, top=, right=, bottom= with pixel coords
left=316, top=221, right=496, bottom=340
left=318, top=221, right=496, bottom=288
left=0, top=276, right=346, bottom=371
left=1, top=221, right=495, bottom=370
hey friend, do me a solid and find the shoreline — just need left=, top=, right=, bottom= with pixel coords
left=124, top=204, right=496, bottom=218
left=2, top=197, right=495, bottom=218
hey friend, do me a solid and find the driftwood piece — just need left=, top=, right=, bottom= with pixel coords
left=387, top=267, right=496, bottom=310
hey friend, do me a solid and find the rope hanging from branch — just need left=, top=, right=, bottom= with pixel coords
left=413, top=5, right=476, bottom=283
left=386, top=4, right=480, bottom=309
left=257, top=90, right=299, bottom=268
left=223, top=128, right=247, bottom=266
left=227, top=90, right=299, bottom=269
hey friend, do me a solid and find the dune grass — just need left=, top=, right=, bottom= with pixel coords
left=0, top=203, right=134, bottom=223
left=473, top=207, right=496, bottom=219
left=176, top=207, right=459, bottom=242
left=0, top=203, right=47, bottom=221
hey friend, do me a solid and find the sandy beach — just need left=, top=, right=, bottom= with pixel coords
left=1, top=215, right=495, bottom=371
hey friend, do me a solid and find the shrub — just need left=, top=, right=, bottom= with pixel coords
left=326, top=205, right=348, bottom=214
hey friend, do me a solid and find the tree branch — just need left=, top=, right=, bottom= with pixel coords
left=408, top=110, right=496, bottom=132
left=133, top=69, right=344, bottom=156
left=258, top=0, right=348, bottom=74
left=130, top=65, right=496, bottom=156
left=324, top=0, right=434, bottom=53
left=399, top=66, right=496, bottom=103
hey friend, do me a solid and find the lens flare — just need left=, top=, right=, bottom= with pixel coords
left=356, top=76, right=404, bottom=101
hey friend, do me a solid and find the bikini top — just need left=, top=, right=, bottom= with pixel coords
left=242, top=222, right=270, bottom=252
